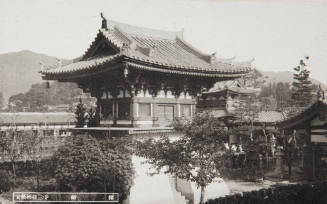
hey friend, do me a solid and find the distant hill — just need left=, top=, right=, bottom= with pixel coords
left=260, top=70, right=326, bottom=88
left=0, top=50, right=70, bottom=103
left=0, top=50, right=326, bottom=104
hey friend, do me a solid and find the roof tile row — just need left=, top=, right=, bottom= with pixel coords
left=42, top=19, right=252, bottom=78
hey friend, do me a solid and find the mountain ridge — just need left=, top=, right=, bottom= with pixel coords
left=0, top=50, right=70, bottom=103
left=261, top=70, right=326, bottom=88
left=0, top=50, right=325, bottom=104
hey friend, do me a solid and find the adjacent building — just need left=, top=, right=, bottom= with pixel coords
left=197, top=80, right=258, bottom=118
left=277, top=98, right=327, bottom=180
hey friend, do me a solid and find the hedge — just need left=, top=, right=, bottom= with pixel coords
left=205, top=182, right=327, bottom=204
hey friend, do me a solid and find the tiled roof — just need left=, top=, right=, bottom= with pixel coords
left=205, top=80, right=258, bottom=95
left=205, top=87, right=258, bottom=95
left=0, top=112, right=75, bottom=125
left=255, top=111, right=285, bottom=123
left=42, top=54, right=122, bottom=74
left=42, top=18, right=252, bottom=78
left=277, top=100, right=327, bottom=129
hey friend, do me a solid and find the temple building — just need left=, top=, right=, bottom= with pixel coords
left=41, top=14, right=252, bottom=127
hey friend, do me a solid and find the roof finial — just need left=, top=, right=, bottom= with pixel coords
left=100, top=12, right=108, bottom=30
left=38, top=61, right=45, bottom=72
left=210, top=52, right=216, bottom=64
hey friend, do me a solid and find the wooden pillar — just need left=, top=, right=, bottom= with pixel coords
left=130, top=84, right=137, bottom=127
left=152, top=101, right=158, bottom=127
left=112, top=98, right=117, bottom=126
left=312, top=145, right=316, bottom=180
left=177, top=103, right=181, bottom=118
left=131, top=98, right=138, bottom=127
left=94, top=91, right=102, bottom=127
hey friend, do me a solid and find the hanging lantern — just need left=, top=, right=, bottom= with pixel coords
left=124, top=67, right=129, bottom=78
left=46, top=81, right=50, bottom=89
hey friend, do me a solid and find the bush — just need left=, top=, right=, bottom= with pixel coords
left=0, top=170, right=13, bottom=193
left=52, top=134, right=134, bottom=202
left=205, top=182, right=327, bottom=204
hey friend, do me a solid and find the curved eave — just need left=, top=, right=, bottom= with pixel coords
left=41, top=55, right=251, bottom=81
left=277, top=101, right=327, bottom=129
left=124, top=55, right=251, bottom=75
left=126, top=62, right=247, bottom=78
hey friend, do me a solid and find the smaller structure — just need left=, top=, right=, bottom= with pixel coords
left=278, top=99, right=327, bottom=180
left=197, top=80, right=258, bottom=118
left=254, top=110, right=286, bottom=129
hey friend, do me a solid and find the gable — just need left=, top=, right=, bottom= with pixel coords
left=82, top=33, right=119, bottom=60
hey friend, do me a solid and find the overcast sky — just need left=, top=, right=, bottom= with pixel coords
left=1, top=0, right=327, bottom=83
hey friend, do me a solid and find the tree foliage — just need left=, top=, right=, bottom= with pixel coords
left=23, top=130, right=45, bottom=191
left=0, top=130, right=48, bottom=189
left=291, top=56, right=313, bottom=107
left=0, top=130, right=26, bottom=184
left=260, top=82, right=292, bottom=109
left=74, top=99, right=87, bottom=128
left=136, top=112, right=228, bottom=204
left=0, top=170, right=13, bottom=193
left=8, top=82, right=83, bottom=112
left=52, top=134, right=134, bottom=202
left=87, top=108, right=98, bottom=127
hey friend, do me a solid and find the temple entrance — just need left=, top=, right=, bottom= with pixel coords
left=157, top=104, right=174, bottom=126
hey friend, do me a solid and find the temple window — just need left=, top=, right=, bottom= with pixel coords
left=118, top=101, right=130, bottom=120
left=157, top=104, right=174, bottom=121
left=139, top=103, right=151, bottom=117
left=181, top=104, right=191, bottom=118
left=101, top=101, right=113, bottom=120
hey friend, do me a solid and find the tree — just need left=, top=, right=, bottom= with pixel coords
left=136, top=112, right=228, bottom=204
left=0, top=170, right=13, bottom=193
left=291, top=56, right=313, bottom=107
left=87, top=108, right=98, bottom=127
left=275, top=82, right=292, bottom=109
left=259, top=82, right=292, bottom=110
left=8, top=81, right=84, bottom=112
left=52, top=134, right=134, bottom=203
left=74, top=98, right=87, bottom=128
left=0, top=130, right=25, bottom=186
left=23, top=130, right=45, bottom=191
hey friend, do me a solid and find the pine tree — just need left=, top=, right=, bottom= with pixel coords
left=291, top=56, right=313, bottom=107
left=74, top=98, right=87, bottom=128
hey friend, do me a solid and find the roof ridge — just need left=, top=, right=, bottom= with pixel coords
left=113, top=26, right=134, bottom=45
left=216, top=56, right=236, bottom=63
left=230, top=58, right=255, bottom=67
left=175, top=37, right=212, bottom=63
left=106, top=19, right=183, bottom=40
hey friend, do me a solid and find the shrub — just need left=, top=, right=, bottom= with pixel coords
left=205, top=182, right=327, bottom=204
left=0, top=170, right=13, bottom=193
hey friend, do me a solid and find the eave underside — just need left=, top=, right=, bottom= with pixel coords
left=42, top=59, right=249, bottom=82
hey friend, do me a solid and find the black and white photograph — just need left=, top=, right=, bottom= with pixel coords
left=0, top=0, right=327, bottom=203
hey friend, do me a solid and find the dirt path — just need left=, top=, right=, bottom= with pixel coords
left=225, top=179, right=276, bottom=194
